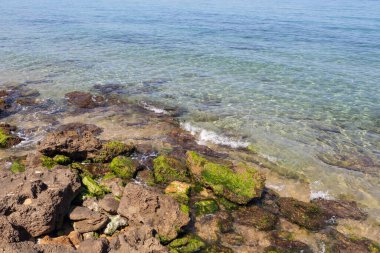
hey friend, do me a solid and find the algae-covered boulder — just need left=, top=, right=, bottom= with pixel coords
left=53, top=155, right=71, bottom=165
left=164, top=181, right=191, bottom=203
left=278, top=197, right=331, bottom=231
left=153, top=155, right=190, bottom=184
left=186, top=151, right=265, bottom=204
left=0, top=124, right=23, bottom=148
left=169, top=235, right=206, bottom=253
left=110, top=156, right=138, bottom=179
left=94, top=141, right=135, bottom=163
left=195, top=200, right=219, bottom=216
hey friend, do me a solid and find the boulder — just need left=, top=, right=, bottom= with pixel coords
left=109, top=225, right=168, bottom=253
left=186, top=151, right=265, bottom=204
left=117, top=183, right=190, bottom=242
left=69, top=206, right=109, bottom=233
left=0, top=168, right=81, bottom=237
left=153, top=155, right=190, bottom=184
left=0, top=123, right=23, bottom=148
left=37, top=123, right=102, bottom=160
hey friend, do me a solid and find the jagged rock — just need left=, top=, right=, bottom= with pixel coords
left=0, top=216, right=27, bottom=243
left=117, top=183, right=190, bottom=242
left=278, top=197, right=331, bottom=231
left=68, top=231, right=83, bottom=248
left=69, top=206, right=109, bottom=233
left=233, top=205, right=278, bottom=231
left=312, top=198, right=367, bottom=220
left=38, top=123, right=102, bottom=160
left=77, top=238, right=109, bottom=253
left=186, top=151, right=265, bottom=204
left=109, top=225, right=168, bottom=253
left=65, top=91, right=105, bottom=109
left=38, top=235, right=74, bottom=249
left=99, top=195, right=119, bottom=214
left=0, top=168, right=81, bottom=237
left=0, top=241, right=76, bottom=253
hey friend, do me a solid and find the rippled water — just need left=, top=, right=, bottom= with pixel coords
left=1, top=0, right=380, bottom=218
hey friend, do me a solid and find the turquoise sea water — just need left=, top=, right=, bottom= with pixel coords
left=1, top=0, right=380, bottom=216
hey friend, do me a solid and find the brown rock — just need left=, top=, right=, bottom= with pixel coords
left=65, top=91, right=105, bottom=109
left=0, top=216, right=27, bottom=243
left=109, top=225, right=168, bottom=253
left=100, top=177, right=124, bottom=198
left=68, top=231, right=83, bottom=247
left=99, top=195, right=120, bottom=214
left=39, top=235, right=74, bottom=249
left=37, top=123, right=102, bottom=160
left=77, top=238, right=109, bottom=253
left=233, top=205, right=278, bottom=231
left=324, top=229, right=379, bottom=253
left=117, top=183, right=190, bottom=242
left=265, top=231, right=313, bottom=253
left=69, top=206, right=109, bottom=233
left=0, top=168, right=81, bottom=237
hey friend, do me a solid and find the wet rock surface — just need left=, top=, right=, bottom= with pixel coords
left=65, top=91, right=106, bottom=109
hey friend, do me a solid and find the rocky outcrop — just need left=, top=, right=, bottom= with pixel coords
left=117, top=183, right=190, bottom=242
left=109, top=225, right=168, bottom=253
left=0, top=168, right=81, bottom=237
left=312, top=198, right=367, bottom=220
left=233, top=205, right=278, bottom=231
left=38, top=123, right=102, bottom=160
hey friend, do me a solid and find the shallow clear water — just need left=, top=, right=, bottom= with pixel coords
left=1, top=0, right=380, bottom=217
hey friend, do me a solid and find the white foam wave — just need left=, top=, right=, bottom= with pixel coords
left=140, top=101, right=168, bottom=114
left=181, top=122, right=250, bottom=149
left=310, top=190, right=332, bottom=200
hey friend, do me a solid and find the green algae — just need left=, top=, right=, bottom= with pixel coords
left=180, top=204, right=190, bottom=215
left=53, top=155, right=71, bottom=165
left=41, top=156, right=57, bottom=169
left=0, top=129, right=10, bottom=148
left=10, top=161, right=25, bottom=173
left=169, top=235, right=206, bottom=253
left=153, top=155, right=189, bottom=184
left=195, top=199, right=219, bottom=216
left=82, top=175, right=105, bottom=197
left=102, top=172, right=117, bottom=180
left=218, top=197, right=238, bottom=211
left=165, top=181, right=191, bottom=204
left=110, top=156, right=137, bottom=179
left=186, top=151, right=265, bottom=204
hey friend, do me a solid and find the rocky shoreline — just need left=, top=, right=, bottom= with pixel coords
left=0, top=83, right=379, bottom=253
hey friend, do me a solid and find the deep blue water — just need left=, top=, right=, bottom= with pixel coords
left=1, top=0, right=380, bottom=216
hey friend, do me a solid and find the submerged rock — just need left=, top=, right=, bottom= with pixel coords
left=186, top=151, right=265, bottom=204
left=117, top=182, right=190, bottom=242
left=312, top=198, right=367, bottom=220
left=233, top=205, right=278, bottom=231
left=65, top=91, right=105, bottom=109
left=264, top=231, right=313, bottom=253
left=278, top=197, right=331, bottom=231
left=109, top=225, right=168, bottom=253
left=38, top=123, right=102, bottom=160
left=153, top=155, right=190, bottom=184
left=0, top=168, right=81, bottom=237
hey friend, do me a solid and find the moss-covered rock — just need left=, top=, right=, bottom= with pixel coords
left=0, top=125, right=22, bottom=148
left=94, top=141, right=135, bottom=162
left=264, top=231, right=312, bottom=253
left=278, top=197, right=331, bottom=231
left=218, top=197, right=238, bottom=211
left=109, top=156, right=138, bottom=179
left=10, top=161, right=25, bottom=173
left=186, top=151, right=265, bottom=204
left=41, top=155, right=57, bottom=169
left=0, top=128, right=11, bottom=148
left=233, top=205, right=278, bottom=231
left=169, top=235, right=206, bottom=253
left=195, top=199, right=219, bottom=216
left=53, top=155, right=71, bottom=165
left=203, top=245, right=234, bottom=253
left=82, top=176, right=105, bottom=197
left=165, top=181, right=191, bottom=203
left=153, top=155, right=189, bottom=184
left=136, top=169, right=156, bottom=186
